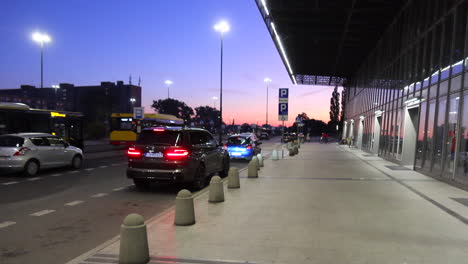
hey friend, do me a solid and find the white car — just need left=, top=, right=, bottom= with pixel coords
left=0, top=133, right=83, bottom=176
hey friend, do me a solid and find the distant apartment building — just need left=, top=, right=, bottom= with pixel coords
left=0, top=80, right=142, bottom=130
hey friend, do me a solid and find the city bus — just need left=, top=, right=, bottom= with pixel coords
left=0, top=102, right=84, bottom=149
left=110, top=113, right=184, bottom=145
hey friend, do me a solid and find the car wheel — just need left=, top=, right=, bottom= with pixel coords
left=71, top=155, right=82, bottom=170
left=23, top=160, right=39, bottom=177
left=133, top=179, right=150, bottom=191
left=191, top=164, right=206, bottom=191
left=219, top=157, right=230, bottom=177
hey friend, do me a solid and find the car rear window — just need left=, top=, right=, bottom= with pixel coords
left=137, top=130, right=183, bottom=145
left=227, top=136, right=250, bottom=145
left=0, top=136, right=24, bottom=147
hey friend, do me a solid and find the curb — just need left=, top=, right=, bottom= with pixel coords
left=65, top=167, right=248, bottom=264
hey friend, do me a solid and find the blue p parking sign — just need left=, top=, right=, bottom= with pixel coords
left=278, top=88, right=289, bottom=121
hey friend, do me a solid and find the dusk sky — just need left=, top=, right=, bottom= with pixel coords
left=0, top=0, right=340, bottom=126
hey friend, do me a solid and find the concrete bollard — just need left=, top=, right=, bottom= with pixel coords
left=227, top=167, right=240, bottom=189
left=209, top=176, right=225, bottom=203
left=174, top=189, right=195, bottom=226
left=248, top=158, right=258, bottom=178
left=119, top=213, right=149, bottom=264
left=252, top=156, right=260, bottom=170
left=272, top=150, right=279, bottom=160
left=257, top=154, right=264, bottom=167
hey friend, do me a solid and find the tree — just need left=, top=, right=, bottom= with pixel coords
left=296, top=112, right=310, bottom=121
left=329, top=85, right=340, bottom=126
left=240, top=123, right=252, bottom=133
left=340, top=88, right=346, bottom=125
left=194, top=106, right=220, bottom=132
left=151, top=98, right=194, bottom=122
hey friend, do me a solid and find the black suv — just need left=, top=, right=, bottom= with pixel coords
left=127, top=127, right=230, bottom=190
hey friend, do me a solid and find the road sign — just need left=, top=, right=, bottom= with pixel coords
left=133, top=107, right=144, bottom=119
left=279, top=88, right=289, bottom=103
left=279, top=103, right=288, bottom=121
left=278, top=88, right=289, bottom=121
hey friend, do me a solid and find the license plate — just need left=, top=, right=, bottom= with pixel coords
left=145, top=152, right=163, bottom=158
left=231, top=152, right=242, bottom=156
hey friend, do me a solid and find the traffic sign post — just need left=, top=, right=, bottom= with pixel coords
left=278, top=88, right=289, bottom=141
left=278, top=88, right=289, bottom=121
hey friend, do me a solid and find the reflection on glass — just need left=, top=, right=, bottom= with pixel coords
left=445, top=94, right=459, bottom=176
left=415, top=102, right=427, bottom=169
left=423, top=100, right=436, bottom=171
left=456, top=94, right=468, bottom=185
left=432, top=97, right=447, bottom=174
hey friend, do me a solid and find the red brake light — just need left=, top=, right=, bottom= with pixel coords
left=127, top=147, right=142, bottom=157
left=165, top=148, right=190, bottom=160
left=153, top=128, right=165, bottom=132
left=13, top=147, right=30, bottom=156
left=246, top=144, right=252, bottom=150
left=223, top=144, right=228, bottom=150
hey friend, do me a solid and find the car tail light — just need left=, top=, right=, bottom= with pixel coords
left=246, top=144, right=252, bottom=150
left=153, top=128, right=165, bottom=132
left=223, top=144, right=228, bottom=150
left=13, top=147, right=30, bottom=156
left=127, top=147, right=142, bottom=158
left=165, top=147, right=190, bottom=160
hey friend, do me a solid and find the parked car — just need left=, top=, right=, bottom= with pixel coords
left=0, top=133, right=83, bottom=176
left=259, top=132, right=270, bottom=140
left=225, top=133, right=262, bottom=160
left=126, top=127, right=230, bottom=190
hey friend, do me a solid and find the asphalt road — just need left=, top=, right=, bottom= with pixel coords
left=0, top=137, right=282, bottom=264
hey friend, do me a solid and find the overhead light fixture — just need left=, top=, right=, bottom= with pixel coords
left=441, top=65, right=450, bottom=72
left=359, top=115, right=365, bottom=120
left=270, top=22, right=294, bottom=83
left=261, top=0, right=270, bottom=16
left=452, top=60, right=463, bottom=67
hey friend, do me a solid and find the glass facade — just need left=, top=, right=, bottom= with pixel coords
left=343, top=1, right=468, bottom=187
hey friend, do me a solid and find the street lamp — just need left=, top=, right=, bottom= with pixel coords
left=130, top=98, right=136, bottom=111
left=165, top=80, right=173, bottom=99
left=211, top=96, right=218, bottom=108
left=264, top=77, right=272, bottom=125
left=214, top=20, right=230, bottom=143
left=32, top=32, right=51, bottom=89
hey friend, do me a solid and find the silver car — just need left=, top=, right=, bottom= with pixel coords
left=0, top=133, right=83, bottom=176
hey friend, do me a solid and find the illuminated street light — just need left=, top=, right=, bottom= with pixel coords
left=165, top=80, right=173, bottom=99
left=32, top=32, right=52, bottom=89
left=214, top=20, right=230, bottom=143
left=211, top=96, right=218, bottom=108
left=264, top=77, right=272, bottom=125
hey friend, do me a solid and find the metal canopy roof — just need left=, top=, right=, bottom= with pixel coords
left=256, top=0, right=406, bottom=86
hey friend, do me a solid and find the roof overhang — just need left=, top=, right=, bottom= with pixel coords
left=256, top=0, right=406, bottom=86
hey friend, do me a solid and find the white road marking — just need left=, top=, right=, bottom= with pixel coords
left=91, top=193, right=108, bottom=198
left=30, top=210, right=55, bottom=216
left=0, top=221, right=16, bottom=229
left=112, top=187, right=125, bottom=191
left=68, top=170, right=79, bottom=174
left=65, top=200, right=84, bottom=206
left=27, top=177, right=41, bottom=181
left=2, top=181, right=19, bottom=185
left=51, top=173, right=63, bottom=177
left=84, top=168, right=94, bottom=171
left=98, top=165, right=108, bottom=169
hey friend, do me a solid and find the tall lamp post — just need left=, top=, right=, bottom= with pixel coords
left=214, top=20, right=230, bottom=144
left=264, top=77, right=272, bottom=125
left=32, top=32, right=51, bottom=89
left=165, top=80, right=173, bottom=99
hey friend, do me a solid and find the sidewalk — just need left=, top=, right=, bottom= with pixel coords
left=69, top=143, right=468, bottom=264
